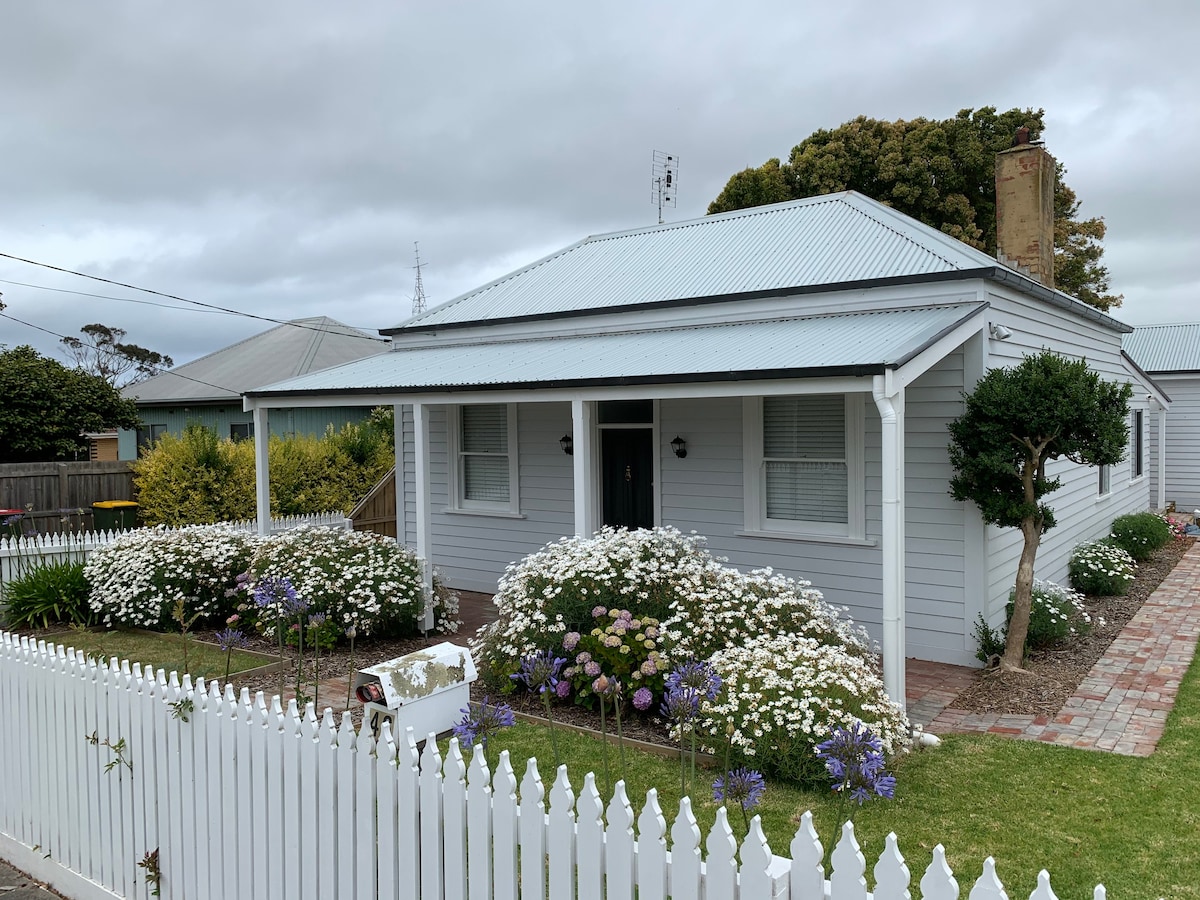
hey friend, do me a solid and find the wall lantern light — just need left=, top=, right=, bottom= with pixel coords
left=559, top=434, right=574, bottom=455
left=670, top=436, right=688, bottom=459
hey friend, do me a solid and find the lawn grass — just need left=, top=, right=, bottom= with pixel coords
left=470, top=663, right=1200, bottom=899
left=33, top=627, right=277, bottom=683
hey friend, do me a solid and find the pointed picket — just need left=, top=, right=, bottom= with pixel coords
left=739, top=816, right=775, bottom=900
left=316, top=710, right=338, bottom=900
left=355, top=721, right=378, bottom=900
left=789, top=810, right=825, bottom=900
left=969, top=857, right=1008, bottom=900
left=443, top=738, right=469, bottom=900
left=421, top=735, right=446, bottom=900
left=670, top=796, right=702, bottom=900
left=334, top=713, right=357, bottom=900
left=548, top=765, right=577, bottom=900
left=1093, top=886, right=1106, bottom=900
left=492, top=751, right=519, bottom=900
left=394, top=728, right=422, bottom=900
left=830, top=821, right=868, bottom=900
left=519, top=758, right=547, bottom=900
left=575, top=773, right=606, bottom=900
left=605, top=781, right=636, bottom=900
left=920, top=845, right=959, bottom=900
left=637, top=789, right=668, bottom=900
left=1029, top=870, right=1059, bottom=900
left=705, top=807, right=738, bottom=900
left=466, top=747, right=494, bottom=900
left=873, top=832, right=911, bottom=900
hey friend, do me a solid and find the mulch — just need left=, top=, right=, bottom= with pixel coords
left=949, top=537, right=1195, bottom=716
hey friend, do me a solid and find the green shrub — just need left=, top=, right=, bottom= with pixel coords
left=1068, top=539, right=1136, bottom=596
left=243, top=526, right=424, bottom=639
left=1109, top=512, right=1173, bottom=562
left=85, top=525, right=258, bottom=629
left=2, top=559, right=92, bottom=628
left=1003, top=580, right=1091, bottom=651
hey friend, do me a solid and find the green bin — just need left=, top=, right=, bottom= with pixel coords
left=92, top=500, right=138, bottom=531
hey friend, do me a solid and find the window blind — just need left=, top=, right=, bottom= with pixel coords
left=763, top=395, right=847, bottom=523
left=461, top=405, right=510, bottom=502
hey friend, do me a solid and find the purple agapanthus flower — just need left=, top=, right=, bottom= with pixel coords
left=214, top=627, right=249, bottom=653
left=665, top=659, right=723, bottom=702
left=253, top=575, right=302, bottom=613
left=632, top=687, right=654, bottom=711
left=660, top=685, right=700, bottom=724
left=713, top=767, right=766, bottom=810
left=511, top=649, right=567, bottom=695
left=453, top=697, right=515, bottom=752
left=815, top=721, right=896, bottom=805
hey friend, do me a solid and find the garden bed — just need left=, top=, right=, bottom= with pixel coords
left=951, top=536, right=1194, bottom=716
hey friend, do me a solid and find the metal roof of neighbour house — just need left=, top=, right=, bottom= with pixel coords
left=1124, top=323, right=1200, bottom=373
left=246, top=303, right=986, bottom=398
left=385, top=191, right=1128, bottom=334
left=124, top=317, right=388, bottom=405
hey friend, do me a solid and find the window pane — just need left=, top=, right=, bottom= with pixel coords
left=766, top=461, right=848, bottom=522
left=1133, top=410, right=1144, bottom=477
left=598, top=400, right=654, bottom=424
left=464, top=455, right=510, bottom=502
left=462, top=405, right=507, bottom=453
left=763, top=395, right=845, bottom=459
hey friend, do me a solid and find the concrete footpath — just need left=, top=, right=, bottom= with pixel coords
left=0, top=858, right=63, bottom=899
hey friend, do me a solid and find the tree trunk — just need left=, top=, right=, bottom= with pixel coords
left=1002, top=516, right=1042, bottom=670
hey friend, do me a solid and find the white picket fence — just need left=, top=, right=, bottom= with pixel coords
left=0, top=512, right=350, bottom=597
left=0, top=633, right=1103, bottom=900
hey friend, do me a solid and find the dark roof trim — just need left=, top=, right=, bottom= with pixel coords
left=1121, top=350, right=1172, bottom=403
left=891, top=303, right=988, bottom=368
left=986, top=267, right=1132, bottom=334
left=382, top=268, right=999, bottom=335
left=246, top=363, right=888, bottom=400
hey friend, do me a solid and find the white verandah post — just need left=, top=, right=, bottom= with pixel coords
left=252, top=405, right=271, bottom=536
left=1155, top=400, right=1167, bottom=511
left=873, top=375, right=907, bottom=708
left=413, top=402, right=435, bottom=632
left=571, top=399, right=596, bottom=537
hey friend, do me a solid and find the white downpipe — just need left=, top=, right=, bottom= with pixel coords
left=1155, top=401, right=1167, bottom=511
left=873, top=376, right=906, bottom=708
left=252, top=406, right=271, bottom=536
left=572, top=399, right=596, bottom=537
left=413, top=402, right=435, bottom=631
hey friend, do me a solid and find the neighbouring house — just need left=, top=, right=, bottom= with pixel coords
left=118, top=317, right=388, bottom=459
left=82, top=430, right=120, bottom=461
left=244, top=136, right=1164, bottom=703
left=1124, top=323, right=1200, bottom=512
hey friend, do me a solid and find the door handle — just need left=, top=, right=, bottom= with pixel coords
left=625, top=465, right=632, bottom=482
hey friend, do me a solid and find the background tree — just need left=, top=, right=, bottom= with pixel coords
left=0, top=345, right=141, bottom=463
left=708, top=106, right=1121, bottom=310
left=61, top=323, right=174, bottom=387
left=948, top=351, right=1131, bottom=671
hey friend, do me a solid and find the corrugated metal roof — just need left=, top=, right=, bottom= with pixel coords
left=390, top=192, right=1001, bottom=331
left=250, top=303, right=985, bottom=397
left=1124, top=323, right=1200, bottom=373
left=125, top=317, right=388, bottom=404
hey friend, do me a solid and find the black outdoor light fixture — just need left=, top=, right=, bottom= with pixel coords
left=670, top=436, right=687, bottom=459
left=559, top=433, right=574, bottom=455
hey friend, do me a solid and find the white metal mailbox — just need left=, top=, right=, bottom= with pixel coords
left=354, top=641, right=477, bottom=741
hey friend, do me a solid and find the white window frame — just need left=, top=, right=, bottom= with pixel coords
left=742, top=394, right=865, bottom=540
left=1130, top=409, right=1145, bottom=481
left=1097, top=463, right=1112, bottom=498
left=446, top=403, right=521, bottom=516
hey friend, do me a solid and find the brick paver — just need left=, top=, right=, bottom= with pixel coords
left=907, top=539, right=1200, bottom=756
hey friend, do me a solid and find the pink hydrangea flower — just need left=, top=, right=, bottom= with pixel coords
left=633, top=688, right=654, bottom=711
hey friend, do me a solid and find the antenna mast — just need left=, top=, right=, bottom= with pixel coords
left=411, top=242, right=428, bottom=316
left=651, top=151, right=678, bottom=224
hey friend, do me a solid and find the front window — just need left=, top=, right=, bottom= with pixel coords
left=450, top=403, right=520, bottom=513
left=745, top=394, right=864, bottom=539
left=1131, top=409, right=1144, bottom=479
left=1098, top=463, right=1111, bottom=497
left=230, top=422, right=254, bottom=442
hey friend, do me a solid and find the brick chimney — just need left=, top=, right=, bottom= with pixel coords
left=994, top=127, right=1055, bottom=288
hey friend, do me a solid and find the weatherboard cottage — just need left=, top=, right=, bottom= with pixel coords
left=244, top=139, right=1163, bottom=704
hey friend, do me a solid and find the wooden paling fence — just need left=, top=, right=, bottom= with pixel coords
left=0, top=513, right=350, bottom=599
left=0, top=634, right=1103, bottom=900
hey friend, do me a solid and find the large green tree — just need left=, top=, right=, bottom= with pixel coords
left=948, top=351, right=1131, bottom=671
left=709, top=107, right=1121, bottom=310
left=0, top=345, right=140, bottom=463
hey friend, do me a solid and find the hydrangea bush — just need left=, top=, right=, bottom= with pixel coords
left=243, top=525, right=424, bottom=638
left=562, top=606, right=667, bottom=705
left=85, top=525, right=257, bottom=628
left=1068, top=539, right=1136, bottom=596
left=701, top=634, right=909, bottom=784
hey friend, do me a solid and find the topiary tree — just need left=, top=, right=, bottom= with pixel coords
left=948, top=350, right=1131, bottom=671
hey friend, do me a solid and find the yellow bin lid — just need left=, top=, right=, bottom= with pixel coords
left=93, top=500, right=138, bottom=509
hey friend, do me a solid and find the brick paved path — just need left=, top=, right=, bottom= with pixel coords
left=908, top=538, right=1200, bottom=756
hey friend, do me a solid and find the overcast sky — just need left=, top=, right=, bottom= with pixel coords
left=1, top=1, right=1197, bottom=369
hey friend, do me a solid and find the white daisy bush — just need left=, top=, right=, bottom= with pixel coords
left=1006, top=579, right=1093, bottom=649
left=476, top=526, right=909, bottom=782
left=85, top=525, right=257, bottom=629
left=243, top=525, right=426, bottom=638
left=1068, top=539, right=1136, bottom=597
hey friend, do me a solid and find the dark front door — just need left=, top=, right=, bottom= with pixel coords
left=601, top=428, right=654, bottom=529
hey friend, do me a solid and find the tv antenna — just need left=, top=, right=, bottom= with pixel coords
left=651, top=151, right=678, bottom=224
left=411, top=242, right=428, bottom=316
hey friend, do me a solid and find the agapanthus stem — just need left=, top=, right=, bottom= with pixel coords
left=599, top=696, right=611, bottom=798
left=542, top=691, right=561, bottom=768
left=615, top=699, right=626, bottom=783
left=276, top=614, right=285, bottom=701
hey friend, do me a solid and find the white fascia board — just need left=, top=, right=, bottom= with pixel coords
left=890, top=304, right=991, bottom=391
